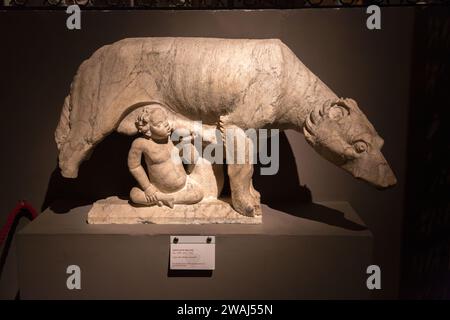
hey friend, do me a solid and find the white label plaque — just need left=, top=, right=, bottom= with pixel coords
left=170, top=236, right=215, bottom=270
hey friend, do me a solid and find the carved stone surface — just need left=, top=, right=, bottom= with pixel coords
left=87, top=196, right=261, bottom=224
left=55, top=37, right=397, bottom=221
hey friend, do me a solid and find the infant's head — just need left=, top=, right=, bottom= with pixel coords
left=135, top=107, right=171, bottom=139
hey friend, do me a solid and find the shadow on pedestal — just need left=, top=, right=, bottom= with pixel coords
left=253, top=132, right=366, bottom=231
left=42, top=132, right=135, bottom=214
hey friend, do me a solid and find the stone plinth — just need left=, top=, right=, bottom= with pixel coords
left=87, top=196, right=262, bottom=224
left=17, top=201, right=373, bottom=299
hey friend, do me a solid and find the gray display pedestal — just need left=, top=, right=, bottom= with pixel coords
left=17, top=201, right=373, bottom=299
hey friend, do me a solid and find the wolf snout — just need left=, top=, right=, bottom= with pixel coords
left=376, top=163, right=397, bottom=190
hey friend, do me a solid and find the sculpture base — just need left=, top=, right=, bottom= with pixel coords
left=87, top=196, right=262, bottom=224
left=17, top=201, right=372, bottom=299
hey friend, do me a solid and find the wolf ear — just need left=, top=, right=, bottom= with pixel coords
left=343, top=98, right=358, bottom=108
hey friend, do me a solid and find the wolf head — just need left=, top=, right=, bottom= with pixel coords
left=303, top=98, right=397, bottom=189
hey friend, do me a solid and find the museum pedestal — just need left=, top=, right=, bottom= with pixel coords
left=16, top=201, right=373, bottom=299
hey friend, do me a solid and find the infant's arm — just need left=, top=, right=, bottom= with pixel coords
left=128, top=139, right=152, bottom=191
left=169, top=117, right=219, bottom=145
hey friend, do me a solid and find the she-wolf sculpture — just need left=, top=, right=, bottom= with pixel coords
left=54, top=37, right=397, bottom=218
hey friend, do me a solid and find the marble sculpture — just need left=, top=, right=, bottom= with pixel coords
left=54, top=37, right=397, bottom=224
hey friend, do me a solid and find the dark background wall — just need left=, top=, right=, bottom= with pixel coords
left=0, top=8, right=413, bottom=299
left=400, top=7, right=450, bottom=299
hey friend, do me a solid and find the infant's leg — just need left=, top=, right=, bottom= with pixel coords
left=130, top=187, right=148, bottom=205
left=157, top=181, right=204, bottom=206
left=130, top=187, right=162, bottom=206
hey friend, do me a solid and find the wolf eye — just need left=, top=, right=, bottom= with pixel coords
left=354, top=141, right=368, bottom=153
